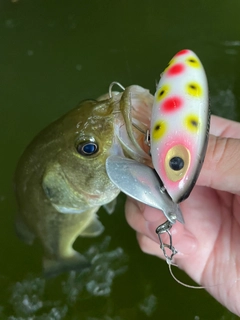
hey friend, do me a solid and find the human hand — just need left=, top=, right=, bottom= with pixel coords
left=125, top=115, right=240, bottom=316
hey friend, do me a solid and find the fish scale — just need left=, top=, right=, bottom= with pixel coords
left=150, top=49, right=209, bottom=203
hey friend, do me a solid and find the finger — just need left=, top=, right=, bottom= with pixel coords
left=198, top=134, right=240, bottom=194
left=125, top=198, right=161, bottom=243
left=125, top=197, right=172, bottom=244
left=125, top=197, right=198, bottom=256
left=136, top=233, right=201, bottom=285
left=125, top=198, right=146, bottom=233
left=136, top=232, right=163, bottom=258
left=210, top=115, right=240, bottom=139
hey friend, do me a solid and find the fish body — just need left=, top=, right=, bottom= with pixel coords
left=15, top=86, right=153, bottom=276
left=150, top=49, right=209, bottom=203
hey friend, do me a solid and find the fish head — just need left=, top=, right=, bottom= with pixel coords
left=54, top=85, right=154, bottom=210
left=50, top=98, right=121, bottom=209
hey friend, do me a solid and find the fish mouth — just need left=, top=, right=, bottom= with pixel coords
left=112, top=85, right=154, bottom=166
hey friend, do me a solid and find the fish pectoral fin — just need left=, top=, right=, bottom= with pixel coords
left=103, top=197, right=117, bottom=214
left=80, top=218, right=104, bottom=237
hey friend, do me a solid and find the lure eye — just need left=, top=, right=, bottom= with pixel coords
left=165, top=145, right=190, bottom=181
left=76, top=141, right=99, bottom=156
left=169, top=157, right=184, bottom=171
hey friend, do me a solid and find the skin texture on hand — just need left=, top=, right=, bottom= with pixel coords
left=125, top=115, right=240, bottom=316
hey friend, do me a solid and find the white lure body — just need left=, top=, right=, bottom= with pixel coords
left=150, top=49, right=209, bottom=203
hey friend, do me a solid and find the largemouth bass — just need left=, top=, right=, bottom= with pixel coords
left=14, top=85, right=153, bottom=276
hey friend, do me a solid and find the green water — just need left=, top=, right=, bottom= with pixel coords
left=1, top=0, right=240, bottom=319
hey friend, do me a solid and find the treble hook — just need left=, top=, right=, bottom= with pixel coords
left=108, top=81, right=125, bottom=98
left=156, top=220, right=178, bottom=264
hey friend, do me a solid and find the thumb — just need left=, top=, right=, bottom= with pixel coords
left=197, top=134, right=240, bottom=194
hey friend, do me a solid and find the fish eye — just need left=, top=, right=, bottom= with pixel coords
left=164, top=145, right=190, bottom=181
left=76, top=141, right=99, bottom=156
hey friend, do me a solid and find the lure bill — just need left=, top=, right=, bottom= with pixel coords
left=150, top=49, right=210, bottom=203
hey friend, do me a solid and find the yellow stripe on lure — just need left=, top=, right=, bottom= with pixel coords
left=150, top=49, right=209, bottom=203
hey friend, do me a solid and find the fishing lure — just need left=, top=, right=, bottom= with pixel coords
left=106, top=50, right=210, bottom=276
left=150, top=49, right=209, bottom=203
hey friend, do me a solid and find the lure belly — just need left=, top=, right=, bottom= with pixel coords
left=150, top=49, right=209, bottom=203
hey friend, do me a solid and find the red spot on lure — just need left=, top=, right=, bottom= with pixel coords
left=167, top=63, right=185, bottom=76
left=175, top=49, right=190, bottom=56
left=161, top=96, right=183, bottom=113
